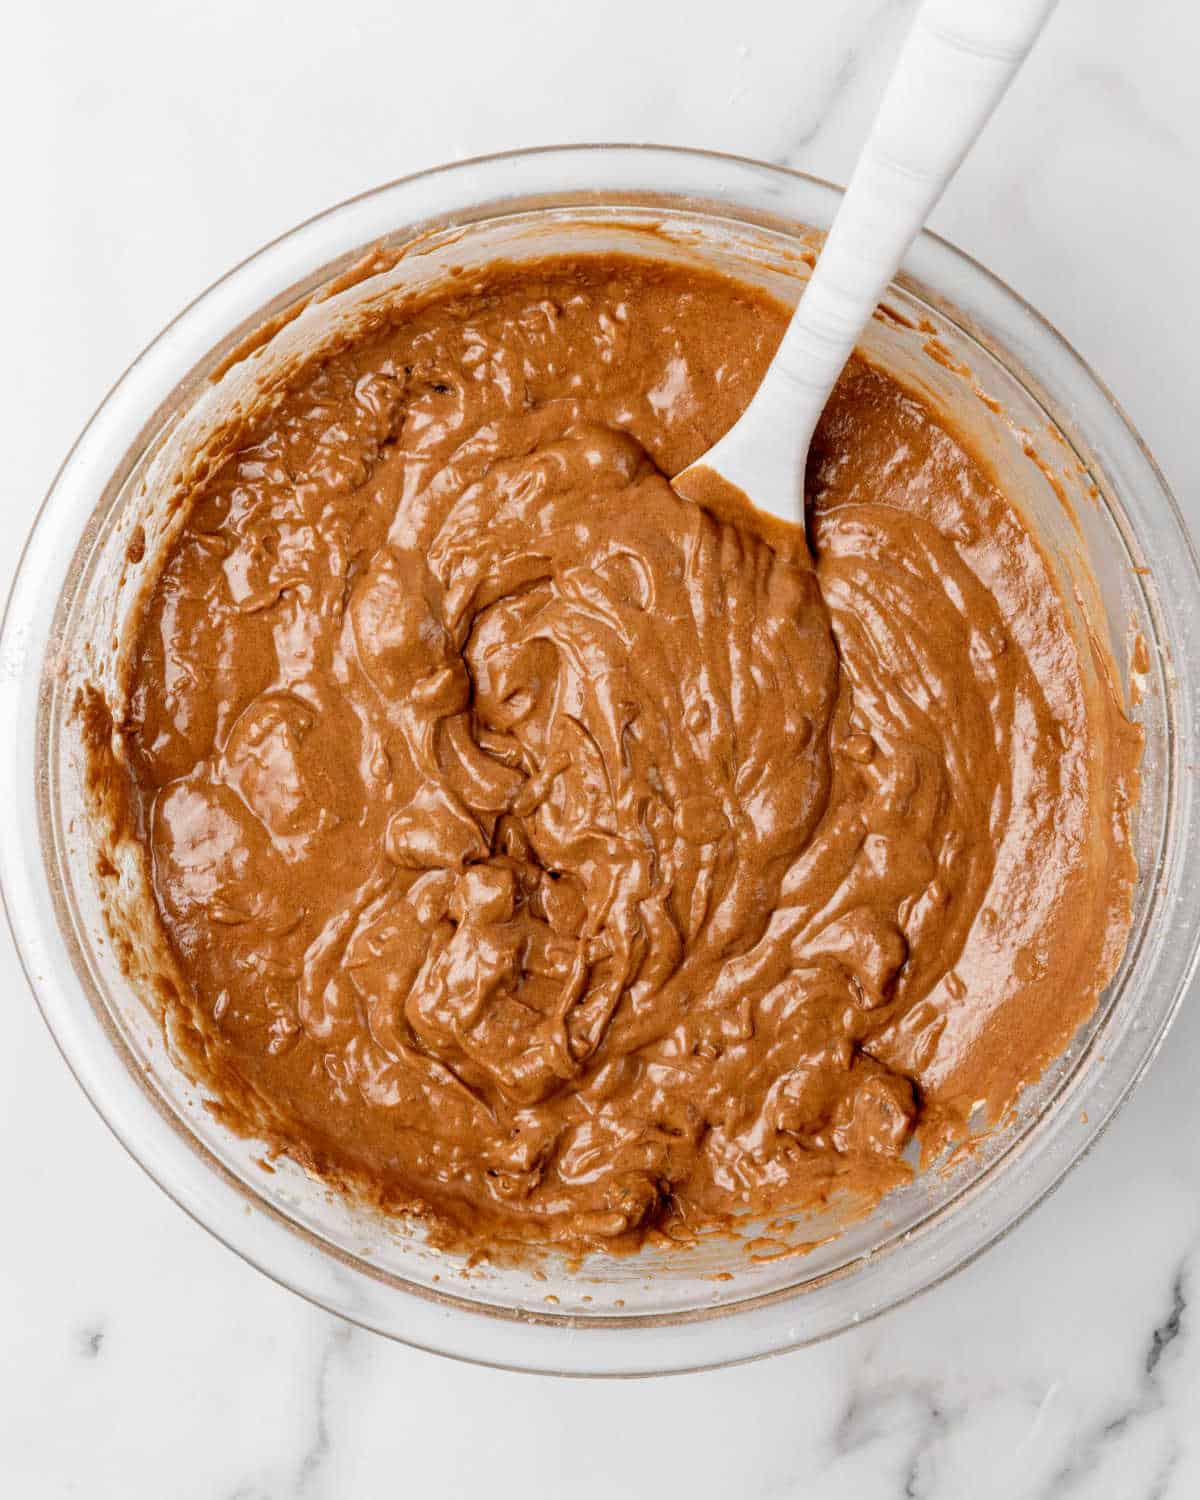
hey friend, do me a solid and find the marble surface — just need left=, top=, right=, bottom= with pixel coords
left=3, top=0, right=1199, bottom=1493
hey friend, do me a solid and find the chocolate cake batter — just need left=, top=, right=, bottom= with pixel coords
left=123, top=257, right=1140, bottom=1251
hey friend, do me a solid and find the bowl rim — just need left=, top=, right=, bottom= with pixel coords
left=3, top=142, right=1199, bottom=1377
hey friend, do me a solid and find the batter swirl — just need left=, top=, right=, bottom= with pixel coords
left=125, top=258, right=1139, bottom=1249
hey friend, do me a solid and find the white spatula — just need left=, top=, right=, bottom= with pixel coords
left=674, top=0, right=1059, bottom=525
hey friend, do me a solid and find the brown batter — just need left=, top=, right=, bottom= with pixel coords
left=122, top=256, right=1140, bottom=1252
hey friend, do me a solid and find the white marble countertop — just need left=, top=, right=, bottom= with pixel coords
left=3, top=1, right=1198, bottom=1494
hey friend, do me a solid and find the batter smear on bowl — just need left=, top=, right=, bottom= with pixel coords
left=122, top=256, right=1140, bottom=1252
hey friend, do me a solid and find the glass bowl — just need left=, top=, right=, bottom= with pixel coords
left=3, top=146, right=1198, bottom=1377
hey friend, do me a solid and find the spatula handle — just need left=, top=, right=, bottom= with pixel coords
left=772, top=0, right=1058, bottom=426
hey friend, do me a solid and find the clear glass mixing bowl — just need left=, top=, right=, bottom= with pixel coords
left=2, top=146, right=1198, bottom=1376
